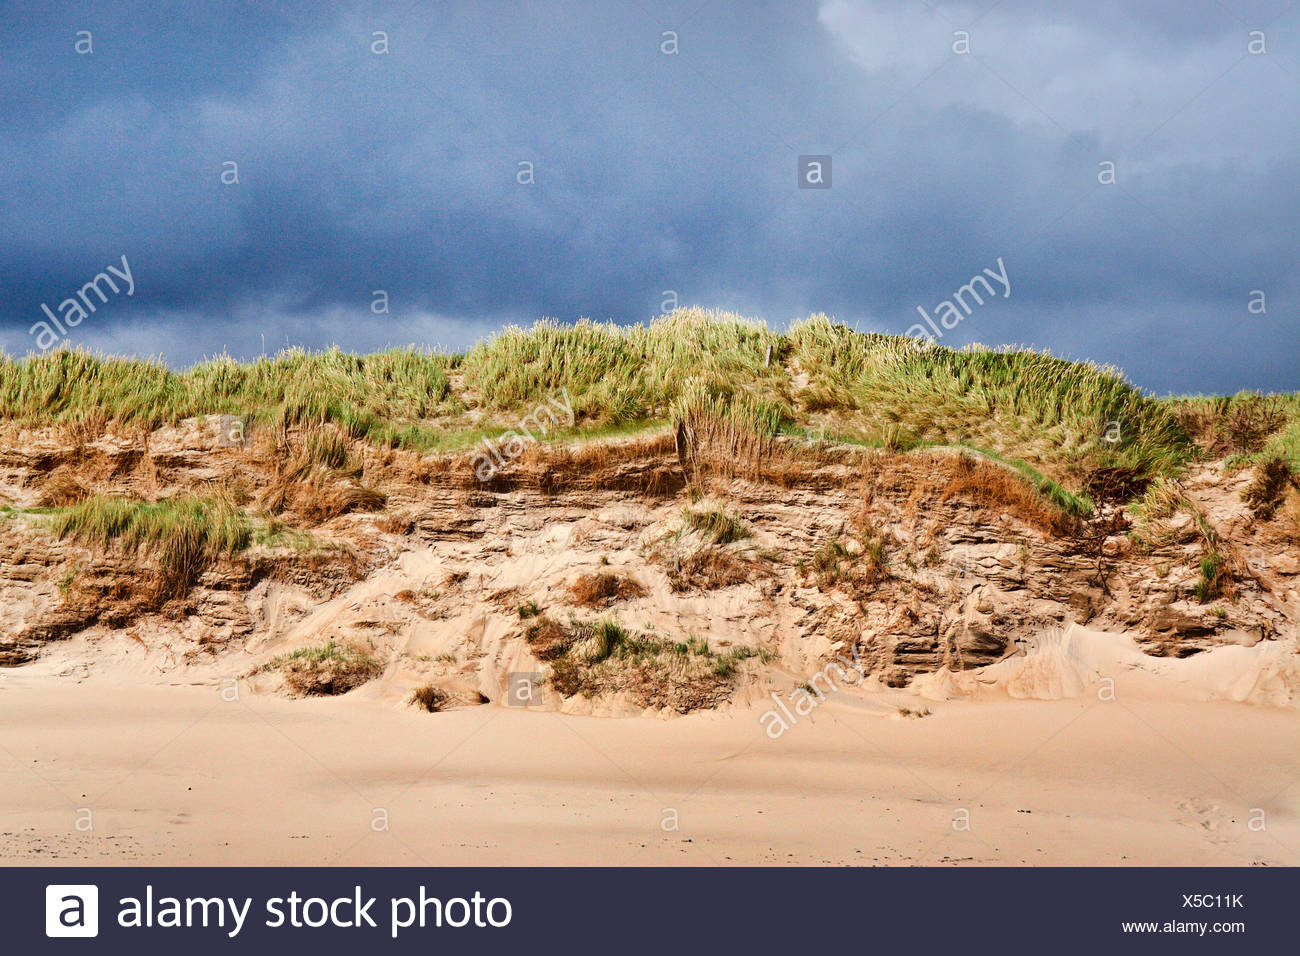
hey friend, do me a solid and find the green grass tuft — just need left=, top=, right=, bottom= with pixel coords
left=682, top=504, right=751, bottom=544
left=52, top=493, right=250, bottom=595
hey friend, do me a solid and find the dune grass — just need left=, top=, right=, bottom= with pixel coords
left=51, top=493, right=251, bottom=594
left=262, top=639, right=383, bottom=696
left=1165, top=392, right=1300, bottom=474
left=682, top=504, right=751, bottom=544
left=528, top=613, right=761, bottom=710
left=0, top=345, right=458, bottom=446
left=953, top=446, right=1094, bottom=517
left=1, top=309, right=1242, bottom=503
left=786, top=315, right=1196, bottom=481
left=460, top=309, right=789, bottom=422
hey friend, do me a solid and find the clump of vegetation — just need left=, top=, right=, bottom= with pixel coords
left=52, top=492, right=250, bottom=596
left=1130, top=478, right=1234, bottom=603
left=1082, top=465, right=1149, bottom=505
left=643, top=499, right=765, bottom=591
left=523, top=615, right=575, bottom=661
left=409, top=683, right=449, bottom=712
left=37, top=470, right=89, bottom=508
left=664, top=549, right=761, bottom=592
left=707, top=645, right=760, bottom=679
left=251, top=516, right=318, bottom=550
left=809, top=539, right=855, bottom=588
left=1128, top=476, right=1184, bottom=539
left=806, top=509, right=892, bottom=601
left=1242, top=458, right=1297, bottom=519
left=1280, top=490, right=1300, bottom=545
left=1172, top=393, right=1290, bottom=459
left=1193, top=553, right=1229, bottom=604
left=568, top=571, right=646, bottom=608
left=582, top=618, right=629, bottom=663
left=258, top=422, right=387, bottom=524
left=681, top=503, right=751, bottom=544
left=262, top=639, right=383, bottom=696
left=1187, top=509, right=1233, bottom=604
left=787, top=314, right=1195, bottom=481
left=517, top=599, right=542, bottom=619
left=671, top=378, right=791, bottom=483
left=524, top=614, right=763, bottom=713
left=940, top=453, right=1087, bottom=533
left=57, top=563, right=80, bottom=595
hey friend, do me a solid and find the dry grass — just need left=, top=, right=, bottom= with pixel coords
left=523, top=615, right=575, bottom=662
left=666, top=550, right=761, bottom=592
left=1279, top=488, right=1300, bottom=544
left=530, top=615, right=758, bottom=713
left=672, top=379, right=789, bottom=484
left=459, top=431, right=682, bottom=495
left=378, top=511, right=415, bottom=534
left=1082, top=465, right=1149, bottom=505
left=939, top=456, right=1077, bottom=535
left=642, top=498, right=764, bottom=592
left=1174, top=393, right=1288, bottom=457
left=408, top=683, right=449, bottom=712
left=257, top=423, right=387, bottom=524
left=1242, top=458, right=1296, bottom=519
left=259, top=469, right=387, bottom=524
left=37, top=470, right=89, bottom=508
left=568, top=571, right=646, bottom=608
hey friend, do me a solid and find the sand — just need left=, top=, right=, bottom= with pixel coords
left=2, top=625, right=1297, bottom=866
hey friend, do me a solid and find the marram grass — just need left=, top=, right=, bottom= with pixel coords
left=0, top=345, right=457, bottom=440
left=51, top=493, right=251, bottom=594
left=3, top=307, right=1280, bottom=497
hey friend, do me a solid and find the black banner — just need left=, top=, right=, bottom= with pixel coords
left=15, top=867, right=1291, bottom=952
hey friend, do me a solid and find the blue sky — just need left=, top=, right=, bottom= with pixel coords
left=1, top=0, right=1297, bottom=393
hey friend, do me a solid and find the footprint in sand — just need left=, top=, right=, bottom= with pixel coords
left=1175, top=799, right=1227, bottom=837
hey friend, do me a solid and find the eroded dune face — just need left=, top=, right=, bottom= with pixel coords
left=1, top=416, right=1297, bottom=715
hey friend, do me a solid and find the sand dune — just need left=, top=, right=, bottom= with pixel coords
left=2, top=322, right=1297, bottom=866
left=917, top=622, right=1300, bottom=707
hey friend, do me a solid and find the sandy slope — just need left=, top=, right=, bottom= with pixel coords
left=2, top=627, right=1297, bottom=866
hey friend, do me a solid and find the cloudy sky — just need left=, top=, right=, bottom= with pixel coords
left=1, top=0, right=1297, bottom=393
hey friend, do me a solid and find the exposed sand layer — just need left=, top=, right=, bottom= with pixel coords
left=2, top=625, right=1297, bottom=866
left=2, top=416, right=1298, bottom=864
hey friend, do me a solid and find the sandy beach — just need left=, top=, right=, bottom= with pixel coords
left=2, top=646, right=1296, bottom=866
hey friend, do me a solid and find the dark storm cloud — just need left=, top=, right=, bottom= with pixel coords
left=0, top=0, right=1296, bottom=392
